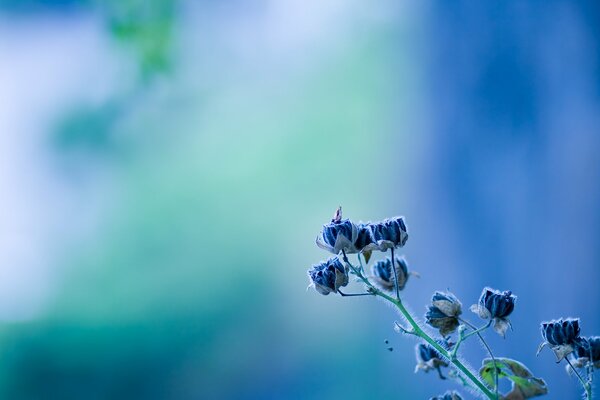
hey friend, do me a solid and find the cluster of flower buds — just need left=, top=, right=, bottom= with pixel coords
left=308, top=208, right=410, bottom=296
left=470, top=287, right=517, bottom=337
left=430, top=391, right=463, bottom=400
left=315, top=207, right=408, bottom=255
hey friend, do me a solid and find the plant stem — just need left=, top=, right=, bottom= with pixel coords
left=565, top=357, right=592, bottom=399
left=341, top=256, right=496, bottom=399
left=460, top=317, right=499, bottom=399
left=390, top=247, right=400, bottom=300
left=377, top=290, right=497, bottom=400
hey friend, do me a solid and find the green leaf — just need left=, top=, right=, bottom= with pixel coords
left=479, top=358, right=548, bottom=399
left=362, top=250, right=372, bottom=264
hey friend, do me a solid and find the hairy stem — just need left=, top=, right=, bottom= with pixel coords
left=390, top=247, right=400, bottom=300
left=341, top=255, right=496, bottom=400
left=460, top=317, right=499, bottom=399
left=565, top=357, right=592, bottom=399
left=376, top=290, right=497, bottom=400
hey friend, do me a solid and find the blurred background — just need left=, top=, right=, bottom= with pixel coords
left=0, top=1, right=599, bottom=399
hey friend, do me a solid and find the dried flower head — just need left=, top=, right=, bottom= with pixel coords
left=537, top=318, right=581, bottom=361
left=370, top=257, right=411, bottom=292
left=430, top=391, right=463, bottom=400
left=571, top=336, right=600, bottom=369
left=426, top=291, right=463, bottom=336
left=307, top=258, right=348, bottom=295
left=470, top=287, right=516, bottom=337
left=369, top=216, right=408, bottom=250
left=415, top=342, right=449, bottom=378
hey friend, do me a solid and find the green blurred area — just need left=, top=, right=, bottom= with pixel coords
left=0, top=1, right=423, bottom=398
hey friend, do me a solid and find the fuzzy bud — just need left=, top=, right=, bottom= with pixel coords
left=415, top=342, right=449, bottom=377
left=425, top=291, right=462, bottom=336
left=371, top=257, right=411, bottom=292
left=537, top=318, right=582, bottom=361
left=470, top=287, right=516, bottom=337
left=307, top=258, right=348, bottom=295
left=369, top=216, right=408, bottom=250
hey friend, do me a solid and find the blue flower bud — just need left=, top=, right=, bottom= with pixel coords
left=537, top=318, right=582, bottom=361
left=430, top=391, right=463, bottom=400
left=354, top=223, right=376, bottom=251
left=415, top=342, right=449, bottom=376
left=316, top=218, right=358, bottom=254
left=470, top=287, right=516, bottom=337
left=541, top=318, right=580, bottom=346
left=307, top=258, right=348, bottom=295
left=425, top=291, right=462, bottom=336
left=573, top=336, right=600, bottom=368
left=369, top=216, right=408, bottom=250
left=370, top=257, right=410, bottom=292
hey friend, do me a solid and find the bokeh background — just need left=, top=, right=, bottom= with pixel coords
left=1, top=1, right=599, bottom=399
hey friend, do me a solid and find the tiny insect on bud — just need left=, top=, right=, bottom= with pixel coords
left=307, top=258, right=349, bottom=295
left=470, top=287, right=516, bottom=337
left=537, top=318, right=582, bottom=361
left=425, top=291, right=463, bottom=336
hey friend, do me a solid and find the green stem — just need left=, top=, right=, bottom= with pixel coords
left=376, top=290, right=496, bottom=400
left=341, top=257, right=496, bottom=400
left=460, top=317, right=499, bottom=399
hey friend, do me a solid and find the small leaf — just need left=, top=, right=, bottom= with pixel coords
left=362, top=250, right=372, bottom=264
left=479, top=358, right=548, bottom=399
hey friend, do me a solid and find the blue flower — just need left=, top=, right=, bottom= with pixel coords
left=369, top=216, right=408, bottom=250
left=307, top=258, right=348, bottom=295
left=470, top=287, right=516, bottom=337
left=425, top=291, right=462, bottom=336
left=537, top=318, right=582, bottom=361
left=370, top=257, right=411, bottom=292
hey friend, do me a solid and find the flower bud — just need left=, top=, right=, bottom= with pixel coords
left=370, top=257, right=410, bottom=292
left=353, top=223, right=376, bottom=251
left=537, top=318, right=582, bottom=361
left=425, top=291, right=462, bottom=336
left=430, top=391, right=463, bottom=400
left=470, top=287, right=516, bottom=337
left=369, top=216, right=408, bottom=250
left=307, top=258, right=348, bottom=295
left=572, top=336, right=600, bottom=368
left=316, top=217, right=358, bottom=255
left=415, top=342, right=449, bottom=376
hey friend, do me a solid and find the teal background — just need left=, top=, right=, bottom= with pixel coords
left=0, top=1, right=599, bottom=399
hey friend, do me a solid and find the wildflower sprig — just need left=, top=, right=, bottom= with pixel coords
left=307, top=208, right=553, bottom=399
left=537, top=318, right=597, bottom=399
